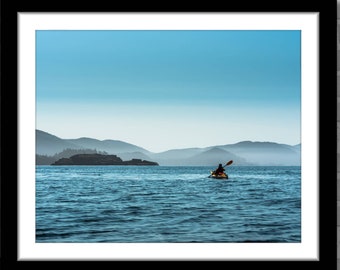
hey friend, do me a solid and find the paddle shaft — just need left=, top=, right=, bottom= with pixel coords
left=225, top=160, right=233, bottom=167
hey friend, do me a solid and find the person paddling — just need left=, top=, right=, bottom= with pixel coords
left=214, top=163, right=225, bottom=175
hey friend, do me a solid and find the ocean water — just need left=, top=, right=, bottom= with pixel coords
left=36, top=165, right=301, bottom=243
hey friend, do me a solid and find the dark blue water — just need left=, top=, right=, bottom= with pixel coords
left=36, top=166, right=301, bottom=243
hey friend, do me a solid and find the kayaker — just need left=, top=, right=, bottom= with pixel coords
left=214, top=163, right=225, bottom=175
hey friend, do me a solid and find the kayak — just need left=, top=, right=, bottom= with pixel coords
left=208, top=161, right=233, bottom=180
left=209, top=171, right=228, bottom=179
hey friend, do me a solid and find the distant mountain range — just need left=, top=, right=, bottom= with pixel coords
left=36, top=129, right=301, bottom=166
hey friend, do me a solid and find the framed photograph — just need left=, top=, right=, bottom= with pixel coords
left=1, top=2, right=335, bottom=268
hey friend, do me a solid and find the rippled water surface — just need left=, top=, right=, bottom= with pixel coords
left=36, top=166, right=301, bottom=243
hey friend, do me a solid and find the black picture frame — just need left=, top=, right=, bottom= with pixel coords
left=1, top=0, right=336, bottom=268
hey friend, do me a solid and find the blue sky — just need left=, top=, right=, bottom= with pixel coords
left=36, top=30, right=301, bottom=152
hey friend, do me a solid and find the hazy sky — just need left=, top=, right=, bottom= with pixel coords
left=36, top=30, right=301, bottom=153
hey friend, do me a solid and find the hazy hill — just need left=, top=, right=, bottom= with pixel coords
left=293, top=144, right=301, bottom=152
left=183, top=147, right=249, bottom=166
left=149, top=142, right=299, bottom=166
left=148, top=147, right=248, bottom=166
left=218, top=141, right=301, bottom=166
left=36, top=130, right=150, bottom=156
left=150, top=148, right=204, bottom=165
left=36, top=130, right=81, bottom=156
left=36, top=130, right=301, bottom=166
left=66, top=137, right=151, bottom=155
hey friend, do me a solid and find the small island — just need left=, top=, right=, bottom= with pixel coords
left=51, top=153, right=159, bottom=166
